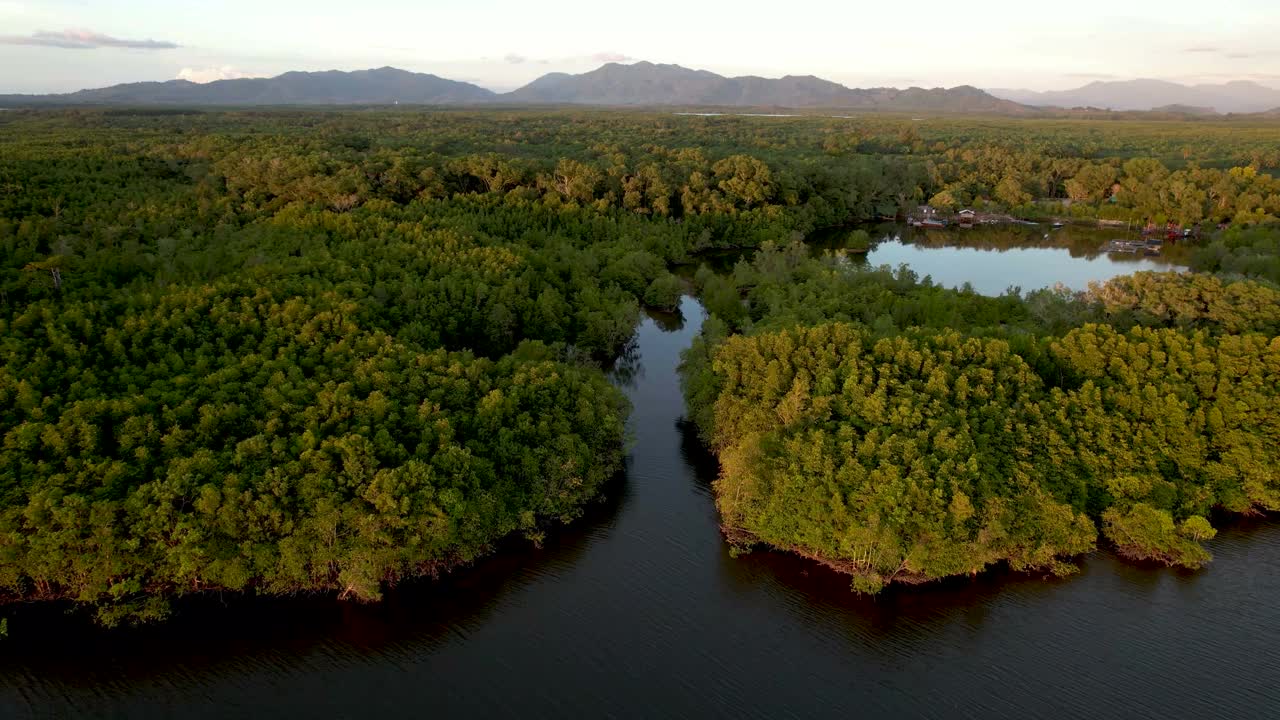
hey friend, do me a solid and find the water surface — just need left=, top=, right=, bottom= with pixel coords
left=815, top=223, right=1188, bottom=296
left=2, top=295, right=1276, bottom=719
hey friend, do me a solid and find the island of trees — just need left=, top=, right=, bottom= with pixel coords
left=1, top=108, right=1278, bottom=623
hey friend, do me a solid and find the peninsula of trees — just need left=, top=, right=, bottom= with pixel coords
left=680, top=249, right=1279, bottom=588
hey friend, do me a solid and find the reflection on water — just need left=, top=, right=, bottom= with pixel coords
left=3, top=296, right=1278, bottom=719
left=643, top=305, right=687, bottom=334
left=812, top=223, right=1189, bottom=296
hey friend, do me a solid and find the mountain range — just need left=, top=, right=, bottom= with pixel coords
left=503, top=62, right=1029, bottom=112
left=0, top=62, right=1028, bottom=113
left=0, top=67, right=494, bottom=106
left=6, top=64, right=1279, bottom=115
left=988, top=79, right=1280, bottom=114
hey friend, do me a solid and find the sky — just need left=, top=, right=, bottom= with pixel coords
left=2, top=0, right=1279, bottom=94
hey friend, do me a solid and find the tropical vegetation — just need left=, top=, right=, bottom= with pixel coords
left=681, top=245, right=1280, bottom=589
left=2, top=107, right=1278, bottom=620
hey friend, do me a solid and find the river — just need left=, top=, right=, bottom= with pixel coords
left=2, top=249, right=1277, bottom=718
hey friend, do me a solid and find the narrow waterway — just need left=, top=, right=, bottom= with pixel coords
left=2, top=297, right=1278, bottom=719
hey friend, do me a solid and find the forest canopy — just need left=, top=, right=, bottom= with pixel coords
left=2, top=108, right=1279, bottom=621
left=681, top=246, right=1280, bottom=589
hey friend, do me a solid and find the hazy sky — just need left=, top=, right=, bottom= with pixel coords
left=2, top=0, right=1279, bottom=93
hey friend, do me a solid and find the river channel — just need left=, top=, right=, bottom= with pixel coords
left=1, top=236, right=1275, bottom=719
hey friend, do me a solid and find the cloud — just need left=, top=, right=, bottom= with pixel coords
left=590, top=51, right=633, bottom=63
left=0, top=29, right=178, bottom=50
left=176, top=66, right=259, bottom=84
left=1181, top=46, right=1260, bottom=60
left=1192, top=72, right=1280, bottom=80
left=487, top=51, right=634, bottom=66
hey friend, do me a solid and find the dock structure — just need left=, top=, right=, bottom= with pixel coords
left=1102, top=239, right=1157, bottom=255
left=1103, top=239, right=1140, bottom=254
left=907, top=205, right=948, bottom=228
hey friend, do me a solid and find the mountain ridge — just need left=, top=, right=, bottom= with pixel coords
left=0, top=66, right=497, bottom=106
left=0, top=61, right=1029, bottom=113
left=988, top=79, right=1280, bottom=113
left=504, top=61, right=1031, bottom=112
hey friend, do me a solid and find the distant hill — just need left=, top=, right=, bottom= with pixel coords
left=506, top=63, right=732, bottom=105
left=0, top=67, right=497, bottom=106
left=1, top=62, right=1031, bottom=114
left=506, top=62, right=1030, bottom=112
left=988, top=79, right=1280, bottom=113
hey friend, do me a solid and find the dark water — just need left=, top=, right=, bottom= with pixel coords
left=811, top=224, right=1189, bottom=296
left=3, top=297, right=1279, bottom=719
